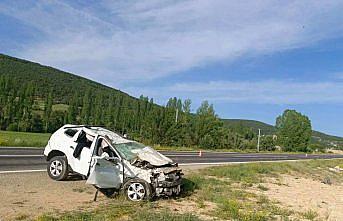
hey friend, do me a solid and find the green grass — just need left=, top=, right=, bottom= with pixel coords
left=257, top=184, right=269, bottom=191
left=301, top=210, right=319, bottom=220
left=194, top=159, right=343, bottom=220
left=200, top=159, right=343, bottom=184
left=0, top=130, right=50, bottom=147
left=52, top=104, right=69, bottom=112
left=185, top=172, right=289, bottom=220
left=14, top=214, right=30, bottom=220
left=37, top=197, right=200, bottom=221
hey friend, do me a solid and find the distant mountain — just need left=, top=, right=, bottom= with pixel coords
left=223, top=119, right=343, bottom=147
left=222, top=119, right=276, bottom=135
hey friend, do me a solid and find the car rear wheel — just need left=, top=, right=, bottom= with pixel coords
left=47, top=156, right=69, bottom=181
left=123, top=179, right=152, bottom=201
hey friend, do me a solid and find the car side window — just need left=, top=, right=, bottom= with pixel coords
left=96, top=138, right=118, bottom=158
left=64, top=129, right=78, bottom=138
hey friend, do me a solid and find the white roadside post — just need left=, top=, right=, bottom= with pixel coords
left=175, top=108, right=179, bottom=123
left=257, top=129, right=261, bottom=152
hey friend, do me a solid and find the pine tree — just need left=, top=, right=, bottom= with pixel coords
left=195, top=101, right=223, bottom=149
left=80, top=89, right=91, bottom=124
left=67, top=92, right=79, bottom=124
left=44, top=91, right=53, bottom=132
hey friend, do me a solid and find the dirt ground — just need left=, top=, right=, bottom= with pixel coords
left=261, top=175, right=343, bottom=221
left=1, top=165, right=343, bottom=220
left=0, top=165, right=208, bottom=221
left=0, top=172, right=111, bottom=220
left=329, top=149, right=343, bottom=155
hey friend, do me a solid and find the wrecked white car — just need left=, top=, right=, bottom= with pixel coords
left=43, top=125, right=183, bottom=201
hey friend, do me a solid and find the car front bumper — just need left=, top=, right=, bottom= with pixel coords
left=154, top=179, right=182, bottom=196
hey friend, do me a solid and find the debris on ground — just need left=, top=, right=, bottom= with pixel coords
left=328, top=166, right=343, bottom=173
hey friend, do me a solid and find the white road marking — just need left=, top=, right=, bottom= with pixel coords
left=0, top=169, right=46, bottom=174
left=0, top=146, right=42, bottom=149
left=166, top=154, right=290, bottom=158
left=179, top=159, right=320, bottom=166
left=1, top=154, right=290, bottom=158
left=0, top=158, right=330, bottom=174
left=228, top=155, right=289, bottom=158
left=0, top=155, right=43, bottom=157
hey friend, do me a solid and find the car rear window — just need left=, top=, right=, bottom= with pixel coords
left=64, top=129, right=78, bottom=137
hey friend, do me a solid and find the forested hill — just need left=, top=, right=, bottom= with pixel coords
left=0, top=53, right=162, bottom=138
left=223, top=119, right=276, bottom=135
left=223, top=119, right=343, bottom=146
left=0, top=53, right=135, bottom=103
left=0, top=53, right=342, bottom=150
left=0, top=53, right=230, bottom=149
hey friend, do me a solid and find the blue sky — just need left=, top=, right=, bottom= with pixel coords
left=1, top=0, right=343, bottom=136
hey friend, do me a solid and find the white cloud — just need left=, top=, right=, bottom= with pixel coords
left=1, top=0, right=343, bottom=84
left=124, top=80, right=343, bottom=105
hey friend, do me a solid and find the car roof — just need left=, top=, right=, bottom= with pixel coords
left=62, top=124, right=132, bottom=144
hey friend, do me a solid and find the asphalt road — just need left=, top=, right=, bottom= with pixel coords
left=1, top=147, right=343, bottom=173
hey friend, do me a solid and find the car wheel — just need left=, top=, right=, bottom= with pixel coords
left=123, top=179, right=152, bottom=202
left=47, top=156, right=69, bottom=181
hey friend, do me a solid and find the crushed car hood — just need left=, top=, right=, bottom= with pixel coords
left=134, top=147, right=173, bottom=167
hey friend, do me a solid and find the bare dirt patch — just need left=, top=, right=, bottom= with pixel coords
left=158, top=199, right=217, bottom=221
left=0, top=165, right=206, bottom=220
left=0, top=172, right=110, bottom=220
left=329, top=149, right=343, bottom=155
left=261, top=174, right=343, bottom=221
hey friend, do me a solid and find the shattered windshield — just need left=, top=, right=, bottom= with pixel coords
left=114, top=141, right=146, bottom=161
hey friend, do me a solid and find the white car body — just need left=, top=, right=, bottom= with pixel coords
left=44, top=125, right=182, bottom=200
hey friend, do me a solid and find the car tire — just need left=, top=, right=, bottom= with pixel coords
left=47, top=156, right=69, bottom=181
left=122, top=179, right=152, bottom=202
left=99, top=188, right=117, bottom=198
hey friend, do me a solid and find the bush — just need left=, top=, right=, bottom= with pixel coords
left=6, top=123, right=18, bottom=131
left=308, top=143, right=327, bottom=153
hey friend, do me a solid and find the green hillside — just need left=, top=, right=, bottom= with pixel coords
left=0, top=53, right=240, bottom=149
left=0, top=54, right=135, bottom=103
left=0, top=53, right=162, bottom=135
left=223, top=119, right=276, bottom=135
left=223, top=119, right=343, bottom=147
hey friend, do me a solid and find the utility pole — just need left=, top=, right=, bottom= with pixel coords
left=175, top=108, right=179, bottom=123
left=257, top=129, right=261, bottom=152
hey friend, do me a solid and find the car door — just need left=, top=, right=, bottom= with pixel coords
left=86, top=156, right=123, bottom=189
left=69, top=131, right=96, bottom=176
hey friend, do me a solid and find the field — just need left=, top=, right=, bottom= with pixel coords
left=1, top=159, right=342, bottom=220
left=0, top=130, right=50, bottom=147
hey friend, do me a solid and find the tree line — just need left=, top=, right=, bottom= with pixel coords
left=0, top=74, right=324, bottom=152
left=0, top=74, right=259, bottom=149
